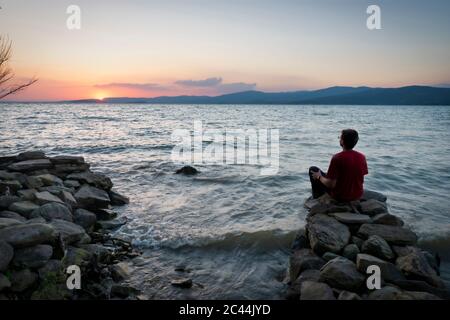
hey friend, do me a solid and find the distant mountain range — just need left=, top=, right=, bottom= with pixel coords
left=65, top=85, right=450, bottom=105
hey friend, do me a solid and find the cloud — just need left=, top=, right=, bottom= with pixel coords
left=175, top=77, right=223, bottom=87
left=94, top=82, right=167, bottom=91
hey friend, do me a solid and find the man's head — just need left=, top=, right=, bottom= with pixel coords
left=340, top=129, right=359, bottom=150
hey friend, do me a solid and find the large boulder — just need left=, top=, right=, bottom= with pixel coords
left=31, top=202, right=72, bottom=222
left=0, top=217, right=23, bottom=229
left=360, top=199, right=388, bottom=216
left=361, top=190, right=387, bottom=202
left=73, top=208, right=97, bottom=231
left=342, top=244, right=360, bottom=261
left=300, top=281, right=335, bottom=300
left=356, top=253, right=405, bottom=283
left=319, top=257, right=365, bottom=291
left=50, top=156, right=85, bottom=165
left=16, top=151, right=47, bottom=161
left=8, top=159, right=53, bottom=172
left=108, top=190, right=130, bottom=206
left=34, top=174, right=64, bottom=187
left=10, top=269, right=38, bottom=292
left=75, top=185, right=111, bottom=209
left=361, top=235, right=395, bottom=261
left=0, top=223, right=55, bottom=248
left=0, top=211, right=26, bottom=222
left=59, top=190, right=77, bottom=208
left=307, top=214, right=350, bottom=255
left=289, top=249, right=326, bottom=282
left=396, top=248, right=445, bottom=288
left=286, top=269, right=320, bottom=300
left=8, top=201, right=40, bottom=218
left=67, top=171, right=113, bottom=190
left=357, top=224, right=417, bottom=246
left=12, top=244, right=53, bottom=269
left=50, top=219, right=88, bottom=245
left=371, top=213, right=404, bottom=226
left=0, top=240, right=14, bottom=272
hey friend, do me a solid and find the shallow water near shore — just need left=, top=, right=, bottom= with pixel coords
left=1, top=103, right=450, bottom=298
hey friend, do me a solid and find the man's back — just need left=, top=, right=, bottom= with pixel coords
left=327, top=150, right=368, bottom=202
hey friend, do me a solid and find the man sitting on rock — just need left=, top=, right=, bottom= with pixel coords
left=309, top=129, right=368, bottom=202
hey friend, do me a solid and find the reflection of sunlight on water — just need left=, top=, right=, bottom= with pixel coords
left=1, top=103, right=450, bottom=298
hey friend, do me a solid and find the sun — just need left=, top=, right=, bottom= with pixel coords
left=94, top=91, right=108, bottom=100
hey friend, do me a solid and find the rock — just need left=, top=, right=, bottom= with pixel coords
left=50, top=219, right=87, bottom=245
left=392, top=279, right=450, bottom=299
left=108, top=190, right=129, bottom=206
left=175, top=166, right=199, bottom=175
left=94, top=208, right=117, bottom=221
left=35, top=174, right=63, bottom=186
left=0, top=195, right=20, bottom=209
left=26, top=217, right=47, bottom=224
left=371, top=213, right=404, bottom=226
left=110, top=262, right=130, bottom=281
left=392, top=245, right=415, bottom=257
left=31, top=202, right=72, bottom=222
left=396, top=248, right=444, bottom=288
left=34, top=191, right=64, bottom=205
left=361, top=190, right=387, bottom=202
left=10, top=269, right=38, bottom=292
left=0, top=211, right=26, bottom=222
left=289, top=249, right=326, bottom=282
left=17, top=151, right=47, bottom=161
left=17, top=189, right=37, bottom=201
left=73, top=208, right=97, bottom=231
left=403, top=291, right=441, bottom=300
left=8, top=159, right=53, bottom=172
left=356, top=253, right=405, bottom=283
left=361, top=235, right=395, bottom=261
left=110, top=284, right=140, bottom=298
left=96, top=216, right=127, bottom=230
left=0, top=241, right=14, bottom=272
left=322, top=252, right=340, bottom=261
left=59, top=190, right=77, bottom=208
left=51, top=163, right=90, bottom=178
left=286, top=269, right=320, bottom=300
left=360, top=199, right=388, bottom=216
left=75, top=185, right=111, bottom=209
left=63, top=180, right=80, bottom=189
left=12, top=244, right=53, bottom=269
left=309, top=203, right=351, bottom=216
left=38, top=185, right=73, bottom=196
left=0, top=170, right=19, bottom=180
left=332, top=212, right=372, bottom=224
left=368, top=286, right=409, bottom=300
left=171, top=278, right=193, bottom=288
left=307, top=214, right=350, bottom=255
left=0, top=223, right=55, bottom=248
left=0, top=217, right=24, bottom=229
left=8, top=201, right=40, bottom=218
left=24, top=176, right=44, bottom=189
left=50, top=156, right=85, bottom=165
left=62, top=246, right=92, bottom=267
left=67, top=171, right=113, bottom=190
left=0, top=273, right=11, bottom=291
left=319, top=257, right=365, bottom=291
left=351, top=236, right=364, bottom=249
left=342, top=244, right=360, bottom=261
left=338, top=290, right=362, bottom=300
left=291, top=229, right=309, bottom=251
left=0, top=180, right=22, bottom=193
left=358, top=224, right=417, bottom=245
left=422, top=251, right=440, bottom=275
left=300, top=281, right=335, bottom=300
left=37, top=259, right=63, bottom=279
left=79, top=244, right=111, bottom=263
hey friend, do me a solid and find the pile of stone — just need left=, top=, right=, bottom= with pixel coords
left=286, top=190, right=450, bottom=300
left=0, top=151, right=140, bottom=300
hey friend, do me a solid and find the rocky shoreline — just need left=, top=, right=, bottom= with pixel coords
left=0, top=151, right=141, bottom=300
left=286, top=190, right=450, bottom=300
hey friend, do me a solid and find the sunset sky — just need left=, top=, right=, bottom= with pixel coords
left=1, top=0, right=449, bottom=101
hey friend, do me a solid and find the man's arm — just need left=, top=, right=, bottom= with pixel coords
left=311, top=171, right=336, bottom=189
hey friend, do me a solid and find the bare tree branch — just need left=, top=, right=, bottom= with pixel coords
left=0, top=35, right=37, bottom=100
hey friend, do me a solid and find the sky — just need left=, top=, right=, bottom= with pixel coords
left=0, top=0, right=449, bottom=101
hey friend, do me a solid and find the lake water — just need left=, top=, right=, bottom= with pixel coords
left=1, top=103, right=450, bottom=298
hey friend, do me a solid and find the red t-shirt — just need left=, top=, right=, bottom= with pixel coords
left=326, top=150, right=368, bottom=202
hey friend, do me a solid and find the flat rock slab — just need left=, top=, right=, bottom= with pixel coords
left=0, top=223, right=55, bottom=248
left=8, top=201, right=40, bottom=218
left=50, top=156, right=85, bottom=165
left=361, top=190, right=387, bottom=202
left=307, top=214, right=350, bottom=255
left=300, top=281, right=335, bottom=300
left=67, top=171, right=113, bottom=190
left=35, top=174, right=64, bottom=186
left=8, top=159, right=53, bottom=172
left=12, top=244, right=53, bottom=269
left=332, top=212, right=372, bottom=224
left=0, top=218, right=24, bottom=229
left=356, top=253, right=405, bottom=283
left=34, top=191, right=64, bottom=205
left=371, top=213, right=404, bottom=226
left=358, top=224, right=417, bottom=245
left=31, top=202, right=72, bottom=222
left=75, top=185, right=111, bottom=209
left=50, top=219, right=87, bottom=245
left=360, top=199, right=388, bottom=216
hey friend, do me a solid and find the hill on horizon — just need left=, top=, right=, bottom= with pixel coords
left=56, top=85, right=450, bottom=105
